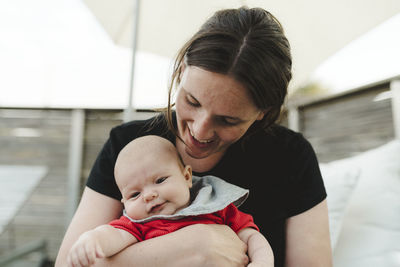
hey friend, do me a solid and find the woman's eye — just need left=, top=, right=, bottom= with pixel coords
left=220, top=117, right=239, bottom=126
left=186, top=96, right=200, bottom=107
left=156, top=177, right=167, bottom=184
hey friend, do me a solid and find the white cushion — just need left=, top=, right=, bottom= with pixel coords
left=329, top=140, right=400, bottom=267
left=320, top=160, right=360, bottom=249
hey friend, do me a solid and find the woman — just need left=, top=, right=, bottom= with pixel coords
left=56, top=6, right=332, bottom=267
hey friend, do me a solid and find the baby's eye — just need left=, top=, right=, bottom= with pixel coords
left=130, top=192, right=140, bottom=199
left=156, top=177, right=167, bottom=184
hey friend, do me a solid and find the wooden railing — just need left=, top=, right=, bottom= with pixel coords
left=0, top=239, right=48, bottom=267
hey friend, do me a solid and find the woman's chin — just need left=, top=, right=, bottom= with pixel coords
left=184, top=146, right=212, bottom=159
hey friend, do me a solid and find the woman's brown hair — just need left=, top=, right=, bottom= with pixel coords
left=164, top=6, right=292, bottom=137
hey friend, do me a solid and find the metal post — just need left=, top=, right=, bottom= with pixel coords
left=66, top=109, right=85, bottom=226
left=391, top=80, right=400, bottom=139
left=123, top=0, right=141, bottom=122
left=288, top=107, right=300, bottom=132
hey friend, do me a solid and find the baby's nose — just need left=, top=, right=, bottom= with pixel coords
left=143, top=190, right=158, bottom=202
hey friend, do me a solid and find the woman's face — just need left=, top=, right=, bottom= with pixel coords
left=175, top=66, right=265, bottom=166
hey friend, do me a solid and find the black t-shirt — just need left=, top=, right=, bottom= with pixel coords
left=86, top=114, right=326, bottom=267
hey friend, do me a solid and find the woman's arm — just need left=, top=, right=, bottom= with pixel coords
left=94, top=223, right=249, bottom=267
left=285, top=199, right=333, bottom=267
left=56, top=187, right=249, bottom=267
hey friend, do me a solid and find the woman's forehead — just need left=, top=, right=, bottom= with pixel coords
left=180, top=68, right=260, bottom=118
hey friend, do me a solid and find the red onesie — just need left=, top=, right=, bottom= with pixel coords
left=110, top=203, right=259, bottom=241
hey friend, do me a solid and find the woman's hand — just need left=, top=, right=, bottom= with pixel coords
left=92, top=223, right=249, bottom=267
left=194, top=224, right=249, bottom=267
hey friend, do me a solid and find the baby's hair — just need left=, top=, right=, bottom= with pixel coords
left=126, top=135, right=186, bottom=169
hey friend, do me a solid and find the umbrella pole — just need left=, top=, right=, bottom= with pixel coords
left=124, top=0, right=141, bottom=122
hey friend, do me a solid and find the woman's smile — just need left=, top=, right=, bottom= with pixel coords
left=189, top=127, right=215, bottom=148
left=189, top=128, right=213, bottom=144
left=185, top=127, right=218, bottom=157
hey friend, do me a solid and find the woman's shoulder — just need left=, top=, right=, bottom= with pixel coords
left=97, top=113, right=174, bottom=161
left=220, top=124, right=317, bottom=177
left=111, top=113, right=165, bottom=135
left=108, top=113, right=173, bottom=145
left=245, top=124, right=312, bottom=154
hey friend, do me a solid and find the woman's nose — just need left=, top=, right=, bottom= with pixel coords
left=192, top=113, right=215, bottom=141
left=143, top=190, right=158, bottom=202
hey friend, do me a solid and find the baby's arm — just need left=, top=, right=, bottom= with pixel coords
left=67, top=224, right=137, bottom=267
left=237, top=228, right=274, bottom=267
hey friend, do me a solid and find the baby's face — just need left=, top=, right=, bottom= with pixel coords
left=118, top=149, right=192, bottom=220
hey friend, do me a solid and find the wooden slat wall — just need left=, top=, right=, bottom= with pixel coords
left=299, top=83, right=395, bottom=162
left=0, top=109, right=71, bottom=259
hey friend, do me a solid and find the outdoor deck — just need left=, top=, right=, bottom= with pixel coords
left=0, top=165, right=48, bottom=235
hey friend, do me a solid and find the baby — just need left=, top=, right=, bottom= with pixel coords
left=67, top=135, right=273, bottom=267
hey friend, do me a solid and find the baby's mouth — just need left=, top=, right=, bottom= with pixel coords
left=150, top=203, right=165, bottom=213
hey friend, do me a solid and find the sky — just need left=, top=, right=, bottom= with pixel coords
left=0, top=0, right=398, bottom=109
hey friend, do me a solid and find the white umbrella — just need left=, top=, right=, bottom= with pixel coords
left=311, top=13, right=400, bottom=93
left=0, top=0, right=172, bottom=110
left=82, top=0, right=400, bottom=91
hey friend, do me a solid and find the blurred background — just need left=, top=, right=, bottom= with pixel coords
left=0, top=0, right=399, bottom=265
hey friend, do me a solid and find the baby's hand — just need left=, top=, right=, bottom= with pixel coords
left=67, top=231, right=105, bottom=267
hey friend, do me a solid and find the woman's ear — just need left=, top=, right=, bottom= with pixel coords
left=183, top=165, right=192, bottom=188
left=256, top=110, right=267, bottom=121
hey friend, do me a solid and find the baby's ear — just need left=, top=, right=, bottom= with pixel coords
left=184, top=165, right=192, bottom=187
